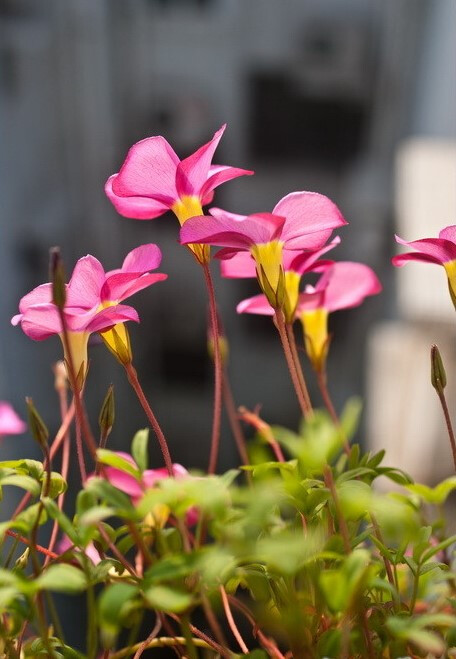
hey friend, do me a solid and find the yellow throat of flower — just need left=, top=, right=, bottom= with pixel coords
left=97, top=301, right=133, bottom=365
left=60, top=331, right=89, bottom=387
left=299, top=308, right=329, bottom=373
left=283, top=270, right=301, bottom=323
left=251, top=241, right=285, bottom=308
left=171, top=195, right=210, bottom=265
left=444, top=260, right=456, bottom=309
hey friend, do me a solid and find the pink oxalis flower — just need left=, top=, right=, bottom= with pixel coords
left=392, top=225, right=456, bottom=309
left=239, top=261, right=381, bottom=372
left=180, top=191, right=347, bottom=308
left=12, top=245, right=167, bottom=378
left=105, top=125, right=253, bottom=263
left=103, top=452, right=197, bottom=526
left=0, top=402, right=26, bottom=437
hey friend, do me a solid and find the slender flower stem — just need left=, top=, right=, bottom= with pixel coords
left=5, top=530, right=58, bottom=560
left=238, top=407, right=285, bottom=462
left=202, top=263, right=223, bottom=474
left=316, top=369, right=350, bottom=455
left=220, top=585, right=249, bottom=653
left=436, top=388, right=456, bottom=471
left=223, top=370, right=250, bottom=468
left=274, top=311, right=312, bottom=420
left=132, top=616, right=162, bottom=659
left=227, top=595, right=286, bottom=659
left=286, top=323, right=313, bottom=418
left=124, top=362, right=173, bottom=476
left=323, top=465, right=351, bottom=554
left=75, top=416, right=87, bottom=482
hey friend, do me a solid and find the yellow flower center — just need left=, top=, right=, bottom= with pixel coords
left=283, top=270, right=301, bottom=323
left=59, top=331, right=89, bottom=386
left=299, top=308, right=329, bottom=372
left=250, top=241, right=284, bottom=300
left=97, top=301, right=132, bottom=365
left=171, top=195, right=210, bottom=265
left=444, top=259, right=456, bottom=309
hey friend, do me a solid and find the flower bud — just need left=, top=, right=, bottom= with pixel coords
left=49, top=246, right=66, bottom=310
left=26, top=397, right=49, bottom=449
left=99, top=385, right=115, bottom=441
left=431, top=344, right=447, bottom=394
left=100, top=324, right=133, bottom=365
left=53, top=360, right=68, bottom=393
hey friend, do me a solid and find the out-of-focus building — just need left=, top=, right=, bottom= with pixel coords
left=0, top=0, right=454, bottom=476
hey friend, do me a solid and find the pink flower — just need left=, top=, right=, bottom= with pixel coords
left=103, top=452, right=197, bottom=526
left=392, top=226, right=456, bottom=308
left=0, top=402, right=26, bottom=437
left=105, top=124, right=253, bottom=225
left=12, top=245, right=167, bottom=377
left=180, top=191, right=347, bottom=308
left=58, top=535, right=102, bottom=565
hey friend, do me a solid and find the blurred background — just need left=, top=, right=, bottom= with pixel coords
left=1, top=0, right=455, bottom=484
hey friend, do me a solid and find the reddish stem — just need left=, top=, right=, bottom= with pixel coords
left=436, top=388, right=456, bottom=472
left=223, top=370, right=250, bottom=468
left=286, top=323, right=313, bottom=418
left=124, top=362, right=174, bottom=476
left=202, top=263, right=223, bottom=474
left=5, top=529, right=58, bottom=560
left=220, top=585, right=249, bottom=653
left=274, top=311, right=312, bottom=420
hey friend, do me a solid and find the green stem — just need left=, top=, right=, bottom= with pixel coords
left=286, top=323, right=313, bottom=418
left=181, top=615, right=199, bottom=659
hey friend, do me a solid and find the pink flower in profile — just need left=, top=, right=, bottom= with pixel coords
left=12, top=245, right=167, bottom=377
left=222, top=237, right=340, bottom=321
left=180, top=191, right=347, bottom=308
left=392, top=226, right=456, bottom=308
left=105, top=124, right=253, bottom=226
left=103, top=452, right=197, bottom=526
left=58, top=535, right=101, bottom=566
left=0, top=402, right=26, bottom=437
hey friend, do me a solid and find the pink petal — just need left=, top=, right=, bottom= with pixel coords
left=104, top=466, right=143, bottom=498
left=86, top=304, right=139, bottom=334
left=395, top=234, right=456, bottom=264
left=286, top=237, right=341, bottom=274
left=0, top=402, right=26, bottom=435
left=101, top=272, right=167, bottom=302
left=274, top=192, right=347, bottom=250
left=18, top=304, right=64, bottom=340
left=17, top=283, right=53, bottom=314
left=66, top=255, right=105, bottom=309
left=199, top=164, right=254, bottom=200
left=120, top=244, right=163, bottom=273
left=180, top=210, right=285, bottom=249
left=176, top=125, right=225, bottom=198
left=105, top=175, right=170, bottom=220
left=142, top=463, right=189, bottom=488
left=316, top=262, right=382, bottom=312
left=111, top=136, right=179, bottom=202
left=439, top=225, right=456, bottom=243
left=236, top=294, right=275, bottom=316
left=220, top=251, right=257, bottom=278
left=392, top=252, right=443, bottom=267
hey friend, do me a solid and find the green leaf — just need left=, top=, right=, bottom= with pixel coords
left=0, top=474, right=41, bottom=496
left=84, top=478, right=135, bottom=514
left=422, top=534, right=456, bottom=563
left=42, top=497, right=80, bottom=544
left=96, top=449, right=141, bottom=479
left=144, top=554, right=198, bottom=584
left=79, top=506, right=116, bottom=527
left=98, top=583, right=139, bottom=648
left=37, top=565, right=87, bottom=594
left=339, top=396, right=362, bottom=439
left=131, top=429, right=149, bottom=472
left=47, top=472, right=67, bottom=499
left=144, top=585, right=192, bottom=613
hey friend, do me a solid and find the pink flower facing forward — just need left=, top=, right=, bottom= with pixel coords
left=392, top=226, right=456, bottom=309
left=12, top=245, right=167, bottom=378
left=105, top=125, right=254, bottom=264
left=104, top=452, right=197, bottom=527
left=297, top=262, right=382, bottom=372
left=225, top=237, right=340, bottom=322
left=0, top=402, right=26, bottom=437
left=180, top=191, right=347, bottom=309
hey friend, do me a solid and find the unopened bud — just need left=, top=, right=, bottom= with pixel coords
left=26, top=397, right=49, bottom=448
left=99, top=384, right=115, bottom=440
left=14, top=547, right=30, bottom=572
left=431, top=344, right=447, bottom=394
left=49, top=247, right=66, bottom=309
left=53, top=360, right=68, bottom=392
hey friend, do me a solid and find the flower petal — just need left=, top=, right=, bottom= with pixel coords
left=0, top=402, right=26, bottom=435
left=236, top=294, right=275, bottom=316
left=439, top=225, right=456, bottom=243
left=199, top=164, right=254, bottom=200
left=391, top=252, right=443, bottom=267
left=220, top=251, right=256, bottom=278
left=176, top=125, right=225, bottom=198
left=105, top=175, right=170, bottom=220
left=120, top=244, right=163, bottom=273
left=17, top=304, right=64, bottom=340
left=101, top=272, right=167, bottom=303
left=274, top=192, right=347, bottom=249
left=86, top=304, right=139, bottom=334
left=180, top=210, right=285, bottom=249
left=286, top=237, right=341, bottom=274
left=67, top=255, right=105, bottom=309
left=395, top=234, right=456, bottom=264
left=316, top=262, right=382, bottom=312
left=17, top=283, right=53, bottom=314
left=111, top=136, right=179, bottom=202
